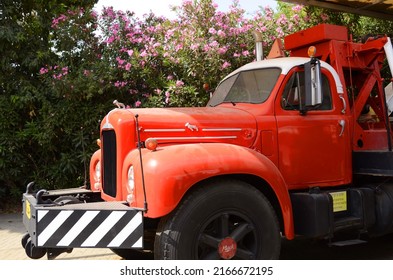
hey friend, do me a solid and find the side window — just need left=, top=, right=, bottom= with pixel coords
left=282, top=72, right=303, bottom=110
left=282, top=71, right=332, bottom=111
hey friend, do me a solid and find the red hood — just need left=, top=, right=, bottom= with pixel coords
left=127, top=106, right=257, bottom=148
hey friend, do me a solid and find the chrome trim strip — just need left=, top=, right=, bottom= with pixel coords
left=144, top=129, right=186, bottom=132
left=155, top=136, right=237, bottom=141
left=103, top=123, right=114, bottom=129
left=202, top=128, right=242, bottom=132
left=103, top=109, right=119, bottom=129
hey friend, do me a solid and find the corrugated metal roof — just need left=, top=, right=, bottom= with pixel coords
left=281, top=0, right=393, bottom=20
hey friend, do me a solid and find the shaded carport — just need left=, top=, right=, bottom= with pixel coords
left=281, top=0, right=393, bottom=21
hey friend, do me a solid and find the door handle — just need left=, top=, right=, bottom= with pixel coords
left=339, top=120, right=345, bottom=136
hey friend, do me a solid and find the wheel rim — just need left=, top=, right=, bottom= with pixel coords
left=197, top=212, right=258, bottom=260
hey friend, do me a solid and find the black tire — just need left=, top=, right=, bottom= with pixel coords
left=110, top=248, right=153, bottom=260
left=25, top=238, right=46, bottom=259
left=154, top=180, right=281, bottom=260
left=21, top=233, right=30, bottom=249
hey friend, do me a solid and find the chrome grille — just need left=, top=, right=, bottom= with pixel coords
left=102, top=130, right=117, bottom=197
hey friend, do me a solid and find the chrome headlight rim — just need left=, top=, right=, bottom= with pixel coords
left=94, top=160, right=101, bottom=182
left=127, top=165, right=135, bottom=204
left=127, top=165, right=135, bottom=193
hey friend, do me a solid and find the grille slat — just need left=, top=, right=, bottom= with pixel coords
left=102, top=130, right=117, bottom=197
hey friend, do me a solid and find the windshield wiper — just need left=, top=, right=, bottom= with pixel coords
left=208, top=101, right=236, bottom=107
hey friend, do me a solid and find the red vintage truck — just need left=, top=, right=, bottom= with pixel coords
left=22, top=24, right=393, bottom=260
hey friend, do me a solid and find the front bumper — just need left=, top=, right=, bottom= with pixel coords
left=22, top=187, right=143, bottom=250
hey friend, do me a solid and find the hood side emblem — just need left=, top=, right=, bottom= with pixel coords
left=185, top=122, right=199, bottom=132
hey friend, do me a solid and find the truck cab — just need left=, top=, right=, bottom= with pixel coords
left=208, top=56, right=351, bottom=189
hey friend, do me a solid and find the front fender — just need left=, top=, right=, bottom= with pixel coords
left=123, top=143, right=294, bottom=239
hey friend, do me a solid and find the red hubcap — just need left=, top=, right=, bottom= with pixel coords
left=218, top=237, right=237, bottom=259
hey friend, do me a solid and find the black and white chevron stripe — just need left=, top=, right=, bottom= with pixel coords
left=35, top=209, right=143, bottom=248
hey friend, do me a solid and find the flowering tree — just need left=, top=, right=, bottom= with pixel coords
left=0, top=0, right=98, bottom=209
left=42, top=0, right=330, bottom=110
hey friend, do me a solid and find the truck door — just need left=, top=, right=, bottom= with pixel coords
left=275, top=67, right=351, bottom=189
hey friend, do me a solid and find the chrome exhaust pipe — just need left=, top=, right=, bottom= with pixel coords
left=253, top=31, right=263, bottom=61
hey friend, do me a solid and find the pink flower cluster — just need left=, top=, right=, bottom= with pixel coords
left=42, top=1, right=319, bottom=107
left=51, top=8, right=86, bottom=28
left=51, top=14, right=68, bottom=28
left=39, top=66, right=69, bottom=80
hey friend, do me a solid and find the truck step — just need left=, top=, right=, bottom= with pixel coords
left=330, top=239, right=367, bottom=247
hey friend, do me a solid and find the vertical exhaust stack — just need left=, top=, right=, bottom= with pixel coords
left=253, top=31, right=264, bottom=61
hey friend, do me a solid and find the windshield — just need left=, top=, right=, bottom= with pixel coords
left=208, top=68, right=281, bottom=107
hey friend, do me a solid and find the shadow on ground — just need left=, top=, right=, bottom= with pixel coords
left=280, top=234, right=393, bottom=260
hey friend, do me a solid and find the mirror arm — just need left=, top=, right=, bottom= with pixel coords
left=339, top=95, right=346, bottom=114
left=299, top=108, right=308, bottom=116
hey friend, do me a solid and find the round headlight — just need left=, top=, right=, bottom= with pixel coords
left=94, top=161, right=101, bottom=181
left=127, top=166, right=135, bottom=193
left=127, top=166, right=135, bottom=204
